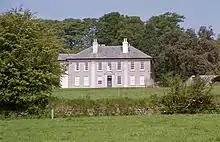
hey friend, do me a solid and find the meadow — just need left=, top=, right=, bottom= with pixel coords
left=1, top=114, right=220, bottom=142
left=1, top=86, right=220, bottom=142
left=53, top=85, right=220, bottom=100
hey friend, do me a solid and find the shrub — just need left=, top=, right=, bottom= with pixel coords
left=160, top=76, right=217, bottom=114
left=49, top=97, right=158, bottom=117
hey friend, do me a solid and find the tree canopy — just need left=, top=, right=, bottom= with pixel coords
left=40, top=11, right=220, bottom=84
left=0, top=8, right=63, bottom=113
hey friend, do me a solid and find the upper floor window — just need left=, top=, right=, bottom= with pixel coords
left=84, top=62, right=88, bottom=71
left=107, top=62, right=111, bottom=71
left=117, top=62, right=121, bottom=70
left=140, top=62, right=145, bottom=70
left=98, top=62, right=102, bottom=71
left=75, top=62, right=79, bottom=71
left=130, top=62, right=135, bottom=70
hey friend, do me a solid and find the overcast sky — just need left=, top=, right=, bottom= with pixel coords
left=1, top=0, right=220, bottom=34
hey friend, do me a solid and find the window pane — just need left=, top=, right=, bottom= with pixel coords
left=98, top=76, right=102, bottom=84
left=130, top=76, right=135, bottom=85
left=140, top=62, right=144, bottom=70
left=75, top=77, right=80, bottom=86
left=117, top=76, right=122, bottom=84
left=84, top=76, right=89, bottom=86
left=140, top=76, right=145, bottom=85
left=107, top=62, right=111, bottom=71
left=98, top=62, right=102, bottom=70
left=131, top=62, right=134, bottom=70
left=76, top=62, right=79, bottom=71
left=85, top=62, right=88, bottom=71
left=117, top=62, right=121, bottom=70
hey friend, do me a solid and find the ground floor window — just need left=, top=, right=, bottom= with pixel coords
left=129, top=76, right=135, bottom=85
left=84, top=76, right=89, bottom=86
left=117, top=76, right=122, bottom=84
left=97, top=76, right=102, bottom=84
left=75, top=76, right=80, bottom=86
left=140, top=76, right=145, bottom=85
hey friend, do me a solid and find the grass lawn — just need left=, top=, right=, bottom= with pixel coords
left=53, top=85, right=220, bottom=100
left=1, top=114, right=220, bottom=142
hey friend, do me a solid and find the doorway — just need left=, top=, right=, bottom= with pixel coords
left=107, top=75, right=112, bottom=88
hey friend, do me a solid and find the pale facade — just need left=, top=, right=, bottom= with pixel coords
left=59, top=38, right=153, bottom=88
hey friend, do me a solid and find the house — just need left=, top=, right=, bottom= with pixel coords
left=58, top=38, right=153, bottom=88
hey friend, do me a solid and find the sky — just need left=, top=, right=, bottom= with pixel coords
left=1, top=0, right=220, bottom=34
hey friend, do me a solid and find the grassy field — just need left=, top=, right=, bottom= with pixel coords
left=53, top=85, right=220, bottom=100
left=1, top=114, right=220, bottom=142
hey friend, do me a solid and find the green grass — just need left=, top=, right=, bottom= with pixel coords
left=53, top=87, right=165, bottom=100
left=53, top=85, right=220, bottom=100
left=1, top=114, right=220, bottom=142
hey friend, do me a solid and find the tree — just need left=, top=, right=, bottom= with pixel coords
left=0, top=7, right=62, bottom=113
left=142, top=12, right=185, bottom=81
left=97, top=12, right=124, bottom=45
left=198, top=26, right=214, bottom=40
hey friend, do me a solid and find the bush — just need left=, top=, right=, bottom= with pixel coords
left=160, top=76, right=217, bottom=114
left=50, top=97, right=158, bottom=117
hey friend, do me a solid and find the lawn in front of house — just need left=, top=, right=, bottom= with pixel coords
left=52, top=87, right=165, bottom=100
left=1, top=114, right=220, bottom=142
left=53, top=85, right=220, bottom=100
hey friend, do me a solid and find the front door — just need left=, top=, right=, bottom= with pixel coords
left=107, top=75, right=112, bottom=88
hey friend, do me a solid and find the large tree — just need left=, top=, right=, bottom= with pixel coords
left=142, top=12, right=185, bottom=81
left=0, top=8, right=62, bottom=113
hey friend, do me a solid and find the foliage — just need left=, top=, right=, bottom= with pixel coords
left=160, top=76, right=217, bottom=114
left=40, top=11, right=220, bottom=82
left=0, top=8, right=62, bottom=114
left=51, top=97, right=157, bottom=117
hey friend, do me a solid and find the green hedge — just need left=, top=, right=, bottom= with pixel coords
left=50, top=97, right=159, bottom=117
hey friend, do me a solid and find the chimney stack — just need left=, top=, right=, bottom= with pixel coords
left=122, top=38, right=128, bottom=53
left=93, top=39, right=98, bottom=54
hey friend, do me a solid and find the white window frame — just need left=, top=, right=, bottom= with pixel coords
left=130, top=61, right=135, bottom=71
left=117, top=76, right=122, bottom=85
left=83, top=76, right=89, bottom=86
left=84, top=62, right=88, bottom=71
left=140, top=76, right=145, bottom=86
left=107, top=62, right=112, bottom=71
left=97, top=76, right=102, bottom=84
left=117, top=62, right=122, bottom=71
left=129, top=76, right=135, bottom=86
left=140, top=62, right=145, bottom=70
left=75, top=62, right=80, bottom=71
left=97, top=62, right=102, bottom=71
left=74, top=76, right=80, bottom=86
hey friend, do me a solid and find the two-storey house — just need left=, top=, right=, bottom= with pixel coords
left=58, top=38, right=153, bottom=88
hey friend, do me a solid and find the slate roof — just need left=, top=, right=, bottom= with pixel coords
left=58, top=45, right=152, bottom=61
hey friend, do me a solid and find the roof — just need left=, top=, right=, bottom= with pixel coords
left=58, top=45, right=152, bottom=61
left=58, top=54, right=75, bottom=61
